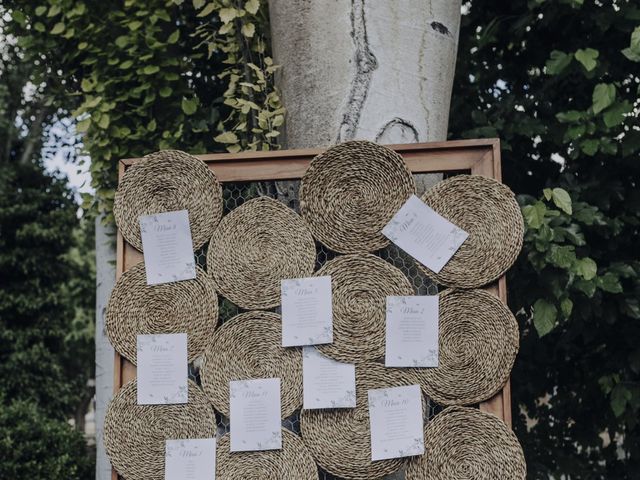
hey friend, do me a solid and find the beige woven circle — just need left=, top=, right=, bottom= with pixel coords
left=207, top=196, right=316, bottom=309
left=405, top=406, right=526, bottom=480
left=413, top=289, right=519, bottom=406
left=299, top=140, right=416, bottom=253
left=200, top=311, right=302, bottom=417
left=114, top=149, right=223, bottom=251
left=105, top=262, right=218, bottom=365
left=418, top=174, right=523, bottom=288
left=316, top=254, right=414, bottom=363
left=301, top=362, right=423, bottom=480
left=216, top=428, right=317, bottom=479
left=104, top=379, right=216, bottom=480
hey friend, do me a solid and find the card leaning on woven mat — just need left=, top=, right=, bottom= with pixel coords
left=300, top=362, right=424, bottom=480
left=411, top=288, right=519, bottom=406
left=103, top=379, right=216, bottom=480
left=299, top=140, right=416, bottom=254
left=314, top=253, right=415, bottom=364
left=418, top=174, right=524, bottom=288
left=114, top=149, right=223, bottom=252
left=104, top=262, right=218, bottom=365
left=200, top=311, right=303, bottom=418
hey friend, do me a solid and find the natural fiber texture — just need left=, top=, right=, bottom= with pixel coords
left=216, top=428, right=317, bottom=479
left=207, top=196, right=316, bottom=309
left=405, top=406, right=526, bottom=480
left=316, top=254, right=414, bottom=363
left=301, top=362, right=423, bottom=480
left=200, top=311, right=302, bottom=418
left=114, top=149, right=223, bottom=252
left=105, top=262, right=218, bottom=365
left=299, top=140, right=416, bottom=253
left=419, top=174, right=523, bottom=288
left=413, top=289, right=519, bottom=406
left=104, top=379, right=216, bottom=480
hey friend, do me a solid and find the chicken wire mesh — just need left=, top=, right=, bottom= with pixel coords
left=188, top=174, right=448, bottom=480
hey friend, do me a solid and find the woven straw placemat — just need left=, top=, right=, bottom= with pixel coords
left=413, top=289, right=519, bottom=406
left=418, top=174, right=523, bottom=288
left=200, top=311, right=302, bottom=418
left=299, top=140, right=416, bottom=254
left=315, top=254, right=414, bottom=364
left=207, top=196, right=316, bottom=309
left=300, top=362, right=423, bottom=480
left=114, top=149, right=223, bottom=252
left=216, top=428, right=317, bottom=479
left=104, top=379, right=216, bottom=480
left=405, top=406, right=526, bottom=480
left=105, top=262, right=218, bottom=365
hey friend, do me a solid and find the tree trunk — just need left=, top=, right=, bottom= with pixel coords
left=268, top=2, right=461, bottom=477
left=94, top=216, right=116, bottom=480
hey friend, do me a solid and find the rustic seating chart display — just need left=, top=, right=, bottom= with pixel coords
left=106, top=139, right=526, bottom=480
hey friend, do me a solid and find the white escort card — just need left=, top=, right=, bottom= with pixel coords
left=139, top=210, right=196, bottom=285
left=368, top=384, right=424, bottom=461
left=164, top=438, right=216, bottom=480
left=382, top=195, right=468, bottom=274
left=230, top=378, right=282, bottom=452
left=385, top=296, right=439, bottom=368
left=302, top=347, right=356, bottom=409
left=281, top=276, right=333, bottom=347
left=137, top=334, right=188, bottom=405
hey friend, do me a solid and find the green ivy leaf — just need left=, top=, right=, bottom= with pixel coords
left=143, top=65, right=160, bottom=75
left=546, top=50, right=572, bottom=75
left=556, top=110, right=583, bottom=123
left=197, top=4, right=217, bottom=17
left=181, top=97, right=198, bottom=115
left=76, top=117, right=91, bottom=133
left=241, top=23, right=255, bottom=38
left=621, top=26, right=640, bottom=62
left=575, top=257, right=597, bottom=280
left=522, top=201, right=547, bottom=229
left=580, top=139, right=599, bottom=156
left=560, top=298, right=573, bottom=318
left=51, top=22, right=66, bottom=35
left=551, top=188, right=572, bottom=214
left=35, top=6, right=47, bottom=16
left=115, top=35, right=129, bottom=48
left=533, top=299, right=557, bottom=337
left=603, top=100, right=631, bottom=128
left=97, top=114, right=110, bottom=129
left=611, top=384, right=630, bottom=417
left=214, top=131, right=239, bottom=143
left=128, top=20, right=143, bottom=31
left=245, top=0, right=260, bottom=14
left=159, top=86, right=172, bottom=97
left=80, top=78, right=94, bottom=92
left=219, top=7, right=238, bottom=23
left=192, top=0, right=207, bottom=8
left=598, top=273, right=623, bottom=293
left=47, top=4, right=62, bottom=17
left=167, top=30, right=180, bottom=44
left=592, top=83, right=616, bottom=114
left=575, top=48, right=599, bottom=71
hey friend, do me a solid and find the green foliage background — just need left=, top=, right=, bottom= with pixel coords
left=450, top=0, right=640, bottom=477
left=1, top=0, right=639, bottom=478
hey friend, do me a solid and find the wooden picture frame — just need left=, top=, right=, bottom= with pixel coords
left=112, top=138, right=512, bottom=479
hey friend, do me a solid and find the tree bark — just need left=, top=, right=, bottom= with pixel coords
left=94, top=216, right=116, bottom=480
left=268, top=2, right=461, bottom=477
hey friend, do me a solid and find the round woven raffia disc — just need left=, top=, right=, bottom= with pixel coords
left=200, top=311, right=302, bottom=417
left=316, top=254, right=414, bottom=363
left=114, top=149, right=223, bottom=251
left=301, top=363, right=423, bottom=480
left=105, top=262, right=218, bottom=365
left=405, top=406, right=526, bottom=480
left=413, top=289, right=519, bottom=406
left=299, top=140, right=416, bottom=253
left=216, top=428, right=317, bottom=479
left=104, top=379, right=216, bottom=480
left=207, top=196, right=316, bottom=309
left=419, top=174, right=523, bottom=288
